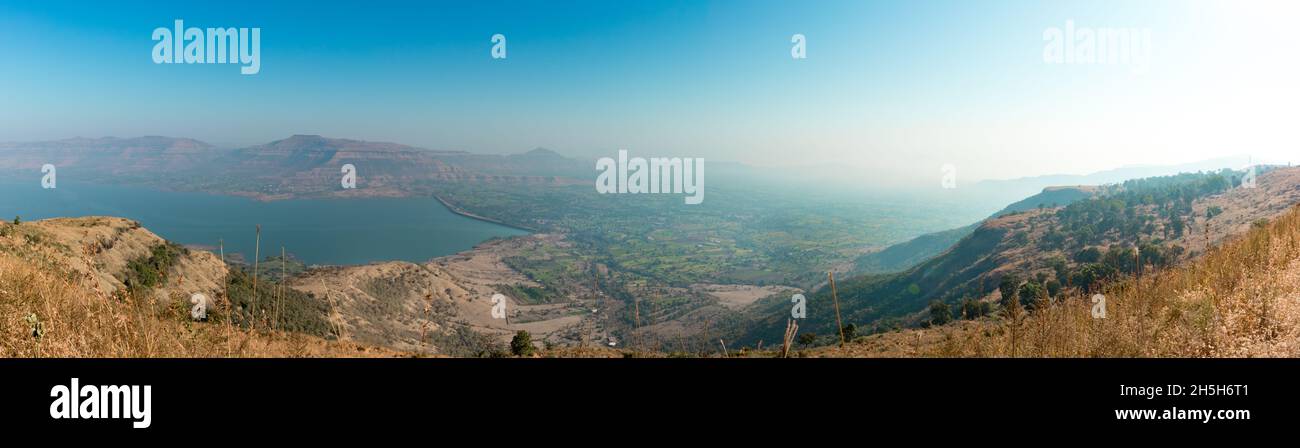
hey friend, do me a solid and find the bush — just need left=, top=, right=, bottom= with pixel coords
left=1045, top=279, right=1062, bottom=298
left=1018, top=281, right=1046, bottom=310
left=797, top=332, right=817, bottom=346
left=223, top=268, right=334, bottom=337
left=928, top=300, right=952, bottom=326
left=960, top=297, right=992, bottom=319
left=998, top=274, right=1021, bottom=308
left=510, top=330, right=535, bottom=357
left=121, top=242, right=186, bottom=295
left=1074, top=247, right=1102, bottom=263
left=429, top=326, right=506, bottom=358
left=841, top=323, right=857, bottom=341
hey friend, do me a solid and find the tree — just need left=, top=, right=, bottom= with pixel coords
left=1074, top=247, right=1102, bottom=263
left=841, top=324, right=857, bottom=341
left=1045, top=280, right=1062, bottom=298
left=11, top=216, right=19, bottom=225
left=1071, top=263, right=1117, bottom=293
left=998, top=274, right=1021, bottom=308
left=1018, top=281, right=1046, bottom=311
left=797, top=333, right=817, bottom=347
left=960, top=297, right=990, bottom=319
left=510, top=330, right=534, bottom=357
left=928, top=300, right=953, bottom=326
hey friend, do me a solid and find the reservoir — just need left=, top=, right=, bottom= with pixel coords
left=0, top=180, right=528, bottom=265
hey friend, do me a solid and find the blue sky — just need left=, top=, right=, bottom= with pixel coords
left=1, top=0, right=1296, bottom=186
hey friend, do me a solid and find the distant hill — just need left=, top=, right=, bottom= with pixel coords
left=853, top=224, right=978, bottom=275
left=0, top=136, right=220, bottom=176
left=431, top=146, right=591, bottom=179
left=967, top=156, right=1252, bottom=208
left=0, top=135, right=591, bottom=199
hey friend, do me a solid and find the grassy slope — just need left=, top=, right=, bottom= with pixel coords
left=808, top=204, right=1300, bottom=357
left=0, top=219, right=394, bottom=358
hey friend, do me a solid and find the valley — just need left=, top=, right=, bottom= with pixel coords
left=3, top=134, right=1296, bottom=357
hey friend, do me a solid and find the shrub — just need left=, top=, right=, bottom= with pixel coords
left=1045, top=279, right=1062, bottom=298
left=841, top=323, right=857, bottom=341
left=998, top=274, right=1021, bottom=308
left=1074, top=247, right=1102, bottom=263
left=120, top=242, right=186, bottom=295
left=510, top=330, right=535, bottom=357
left=928, top=300, right=952, bottom=326
left=223, top=268, right=333, bottom=337
left=960, top=297, right=991, bottom=319
left=797, top=332, right=817, bottom=346
left=1018, top=281, right=1046, bottom=310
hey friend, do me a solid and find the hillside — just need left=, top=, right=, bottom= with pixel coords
left=806, top=202, right=1300, bottom=357
left=854, top=186, right=1096, bottom=275
left=0, top=136, right=220, bottom=177
left=286, top=234, right=624, bottom=355
left=744, top=167, right=1300, bottom=344
left=0, top=216, right=393, bottom=357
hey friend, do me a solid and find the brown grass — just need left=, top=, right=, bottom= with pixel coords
left=0, top=245, right=395, bottom=358
left=814, top=205, right=1300, bottom=358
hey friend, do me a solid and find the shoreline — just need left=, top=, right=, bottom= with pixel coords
left=434, top=194, right=536, bottom=232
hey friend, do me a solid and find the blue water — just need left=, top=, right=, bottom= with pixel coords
left=0, top=180, right=527, bottom=265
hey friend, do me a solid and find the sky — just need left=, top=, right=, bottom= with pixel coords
left=0, top=0, right=1297, bottom=187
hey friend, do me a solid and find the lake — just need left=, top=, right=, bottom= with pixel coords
left=0, top=180, right=528, bottom=265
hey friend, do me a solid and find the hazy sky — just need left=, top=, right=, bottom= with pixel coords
left=1, top=0, right=1296, bottom=186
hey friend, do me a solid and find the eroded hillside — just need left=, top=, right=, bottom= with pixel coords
left=0, top=216, right=393, bottom=357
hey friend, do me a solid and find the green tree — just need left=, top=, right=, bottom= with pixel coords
left=998, top=274, right=1021, bottom=308
left=510, top=330, right=535, bottom=357
left=928, top=300, right=953, bottom=326
left=841, top=324, right=857, bottom=341
left=11, top=216, right=20, bottom=225
left=1045, top=279, right=1062, bottom=298
left=1018, top=281, right=1046, bottom=311
left=1074, top=247, right=1102, bottom=263
left=960, top=297, right=992, bottom=319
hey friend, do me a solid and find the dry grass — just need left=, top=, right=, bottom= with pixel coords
left=814, top=205, right=1300, bottom=358
left=0, top=237, right=395, bottom=358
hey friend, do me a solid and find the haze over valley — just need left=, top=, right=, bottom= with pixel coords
left=2, top=133, right=1289, bottom=355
